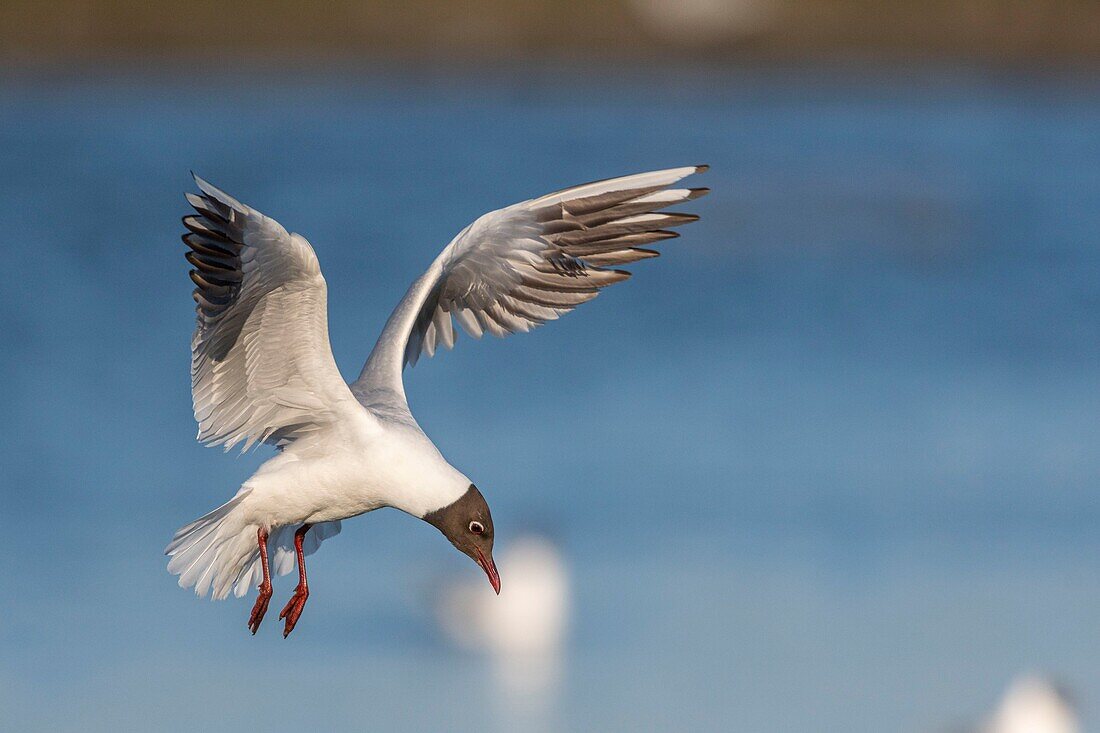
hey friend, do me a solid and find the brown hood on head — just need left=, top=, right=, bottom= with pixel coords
left=423, top=484, right=500, bottom=593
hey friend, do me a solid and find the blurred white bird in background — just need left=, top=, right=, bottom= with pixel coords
left=436, top=535, right=570, bottom=730
left=981, top=676, right=1079, bottom=733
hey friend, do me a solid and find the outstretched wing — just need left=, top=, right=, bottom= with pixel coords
left=351, top=165, right=708, bottom=409
left=183, top=175, right=365, bottom=451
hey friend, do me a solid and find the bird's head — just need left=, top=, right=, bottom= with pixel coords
left=423, top=484, right=500, bottom=594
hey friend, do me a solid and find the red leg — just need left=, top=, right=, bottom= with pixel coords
left=247, top=528, right=272, bottom=635
left=278, top=523, right=312, bottom=638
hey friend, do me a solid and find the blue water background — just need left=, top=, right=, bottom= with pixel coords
left=1, top=65, right=1098, bottom=732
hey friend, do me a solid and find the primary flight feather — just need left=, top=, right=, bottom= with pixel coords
left=166, top=165, right=709, bottom=636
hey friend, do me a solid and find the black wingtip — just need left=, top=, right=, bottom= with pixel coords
left=694, top=164, right=710, bottom=173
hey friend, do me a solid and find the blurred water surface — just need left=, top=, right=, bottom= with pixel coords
left=1, top=65, right=1098, bottom=732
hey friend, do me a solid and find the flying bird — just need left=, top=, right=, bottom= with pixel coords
left=165, top=166, right=709, bottom=636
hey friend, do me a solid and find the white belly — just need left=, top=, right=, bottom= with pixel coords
left=238, top=450, right=383, bottom=527
left=235, top=420, right=470, bottom=529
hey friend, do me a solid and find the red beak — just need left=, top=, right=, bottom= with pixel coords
left=476, top=548, right=501, bottom=595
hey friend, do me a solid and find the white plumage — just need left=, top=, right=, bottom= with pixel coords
left=166, top=166, right=708, bottom=611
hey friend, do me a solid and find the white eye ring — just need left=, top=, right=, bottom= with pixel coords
left=469, top=521, right=485, bottom=534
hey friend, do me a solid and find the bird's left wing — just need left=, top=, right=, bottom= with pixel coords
left=351, top=165, right=708, bottom=409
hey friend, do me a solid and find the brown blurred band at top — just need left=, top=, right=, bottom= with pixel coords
left=2, top=0, right=1099, bottom=65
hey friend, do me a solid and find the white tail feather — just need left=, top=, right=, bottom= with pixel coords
left=166, top=490, right=257, bottom=600
left=166, top=490, right=341, bottom=600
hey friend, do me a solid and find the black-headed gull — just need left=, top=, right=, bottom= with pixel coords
left=165, top=166, right=709, bottom=636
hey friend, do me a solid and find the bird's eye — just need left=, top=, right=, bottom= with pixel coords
left=469, top=521, right=484, bottom=535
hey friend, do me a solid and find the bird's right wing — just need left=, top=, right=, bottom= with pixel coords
left=183, top=175, right=369, bottom=451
